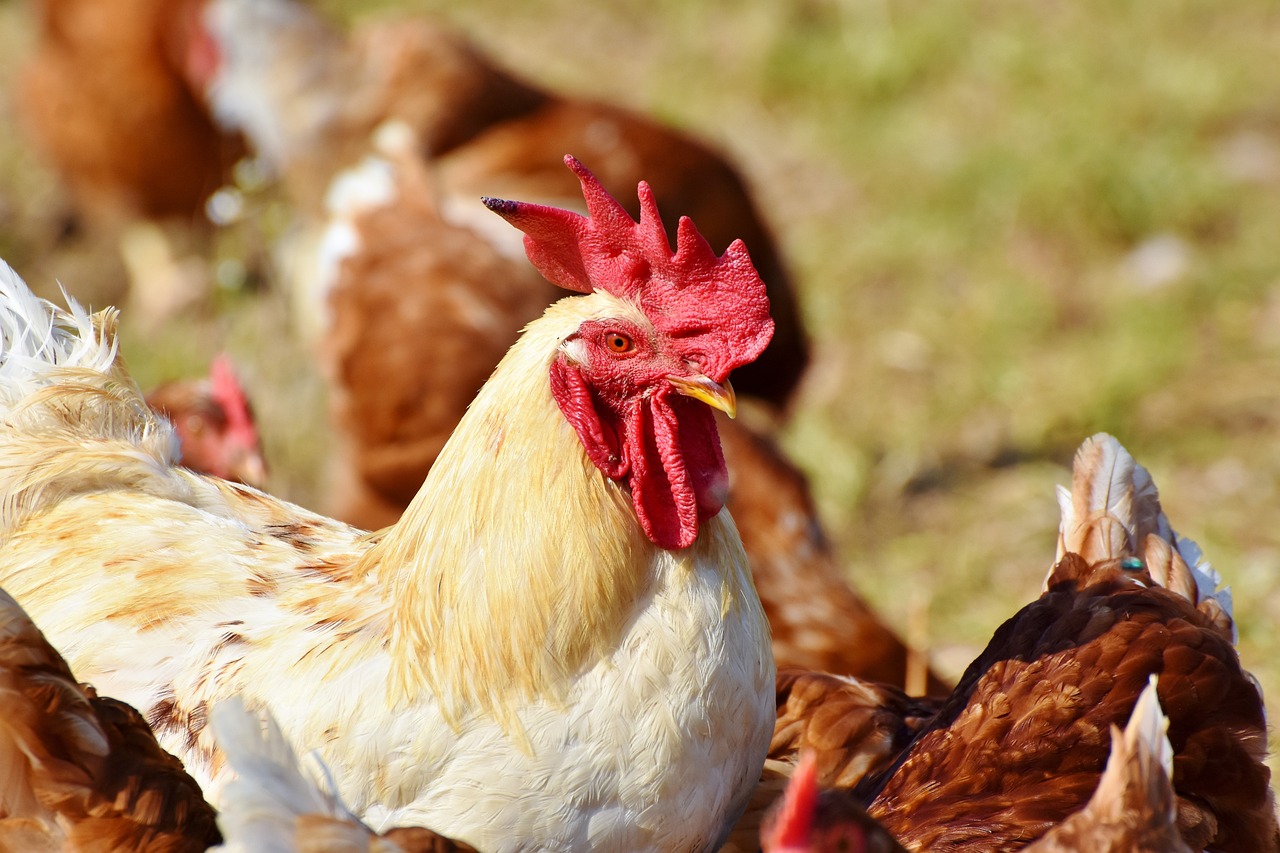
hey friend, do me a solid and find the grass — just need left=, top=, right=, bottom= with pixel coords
left=4, top=0, right=1280, bottom=775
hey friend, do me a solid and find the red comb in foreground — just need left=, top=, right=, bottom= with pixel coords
left=483, top=155, right=773, bottom=383
left=764, top=752, right=821, bottom=852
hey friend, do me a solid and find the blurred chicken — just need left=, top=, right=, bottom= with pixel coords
left=0, top=587, right=220, bottom=852
left=860, top=434, right=1277, bottom=851
left=212, top=698, right=474, bottom=853
left=145, top=354, right=267, bottom=489
left=0, top=161, right=776, bottom=851
left=317, top=127, right=939, bottom=690
left=14, top=0, right=245, bottom=324
left=192, top=0, right=807, bottom=406
left=15, top=0, right=239, bottom=224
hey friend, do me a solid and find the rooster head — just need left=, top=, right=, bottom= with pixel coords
left=484, top=156, right=774, bottom=550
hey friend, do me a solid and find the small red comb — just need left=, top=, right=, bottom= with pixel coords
left=209, top=354, right=258, bottom=446
left=483, top=156, right=773, bottom=383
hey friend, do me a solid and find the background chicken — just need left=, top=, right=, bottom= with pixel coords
left=860, top=434, right=1276, bottom=851
left=193, top=0, right=807, bottom=407
left=0, top=161, right=776, bottom=851
left=0, top=588, right=219, bottom=852
left=14, top=0, right=236, bottom=225
left=145, top=354, right=267, bottom=489
left=11, top=0, right=244, bottom=322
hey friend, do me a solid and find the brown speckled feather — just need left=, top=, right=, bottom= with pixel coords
left=770, top=667, right=940, bottom=789
left=1025, top=678, right=1193, bottom=852
left=861, top=435, right=1277, bottom=852
left=0, top=589, right=219, bottom=853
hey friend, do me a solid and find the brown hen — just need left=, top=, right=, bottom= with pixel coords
left=861, top=433, right=1277, bottom=852
left=15, top=0, right=240, bottom=224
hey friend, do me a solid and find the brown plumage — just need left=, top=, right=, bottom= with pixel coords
left=860, top=434, right=1277, bottom=852
left=721, top=668, right=937, bottom=851
left=15, top=0, right=241, bottom=224
left=1025, top=677, right=1193, bottom=853
left=769, top=667, right=941, bottom=790
left=0, top=588, right=220, bottom=852
left=197, top=0, right=806, bottom=407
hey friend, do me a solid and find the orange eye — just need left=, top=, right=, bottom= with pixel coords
left=606, top=332, right=634, bottom=353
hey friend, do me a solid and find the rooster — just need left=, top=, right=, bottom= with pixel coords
left=0, top=587, right=220, bottom=852
left=314, top=124, right=940, bottom=690
left=861, top=434, right=1277, bottom=851
left=145, top=354, right=268, bottom=489
left=0, top=158, right=776, bottom=851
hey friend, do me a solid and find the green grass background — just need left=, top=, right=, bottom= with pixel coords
left=2, top=0, right=1279, bottom=774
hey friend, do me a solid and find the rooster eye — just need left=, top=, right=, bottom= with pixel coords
left=605, top=332, right=634, bottom=354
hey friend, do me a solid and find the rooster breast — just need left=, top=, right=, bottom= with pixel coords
left=360, top=515, right=774, bottom=852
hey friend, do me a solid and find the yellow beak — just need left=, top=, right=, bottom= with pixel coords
left=667, top=374, right=737, bottom=419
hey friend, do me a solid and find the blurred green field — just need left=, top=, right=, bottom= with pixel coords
left=2, top=0, right=1280, bottom=776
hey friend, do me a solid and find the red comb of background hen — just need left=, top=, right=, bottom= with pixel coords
left=482, top=155, right=774, bottom=383
left=209, top=354, right=258, bottom=449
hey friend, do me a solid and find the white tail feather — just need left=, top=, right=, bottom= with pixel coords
left=1049, top=434, right=1233, bottom=634
left=0, top=263, right=117, bottom=403
left=211, top=698, right=379, bottom=853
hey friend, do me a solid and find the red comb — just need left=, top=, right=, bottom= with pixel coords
left=483, top=155, right=774, bottom=383
left=766, top=752, right=819, bottom=851
left=209, top=354, right=258, bottom=447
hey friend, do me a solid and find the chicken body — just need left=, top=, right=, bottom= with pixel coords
left=0, top=176, right=775, bottom=853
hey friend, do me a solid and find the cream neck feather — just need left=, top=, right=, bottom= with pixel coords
left=367, top=293, right=733, bottom=731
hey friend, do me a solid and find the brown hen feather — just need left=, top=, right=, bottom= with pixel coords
left=1025, top=677, right=1192, bottom=853
left=0, top=589, right=219, bottom=853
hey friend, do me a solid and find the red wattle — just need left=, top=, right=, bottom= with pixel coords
left=551, top=364, right=727, bottom=551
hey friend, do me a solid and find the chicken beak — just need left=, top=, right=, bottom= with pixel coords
left=667, top=374, right=737, bottom=419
